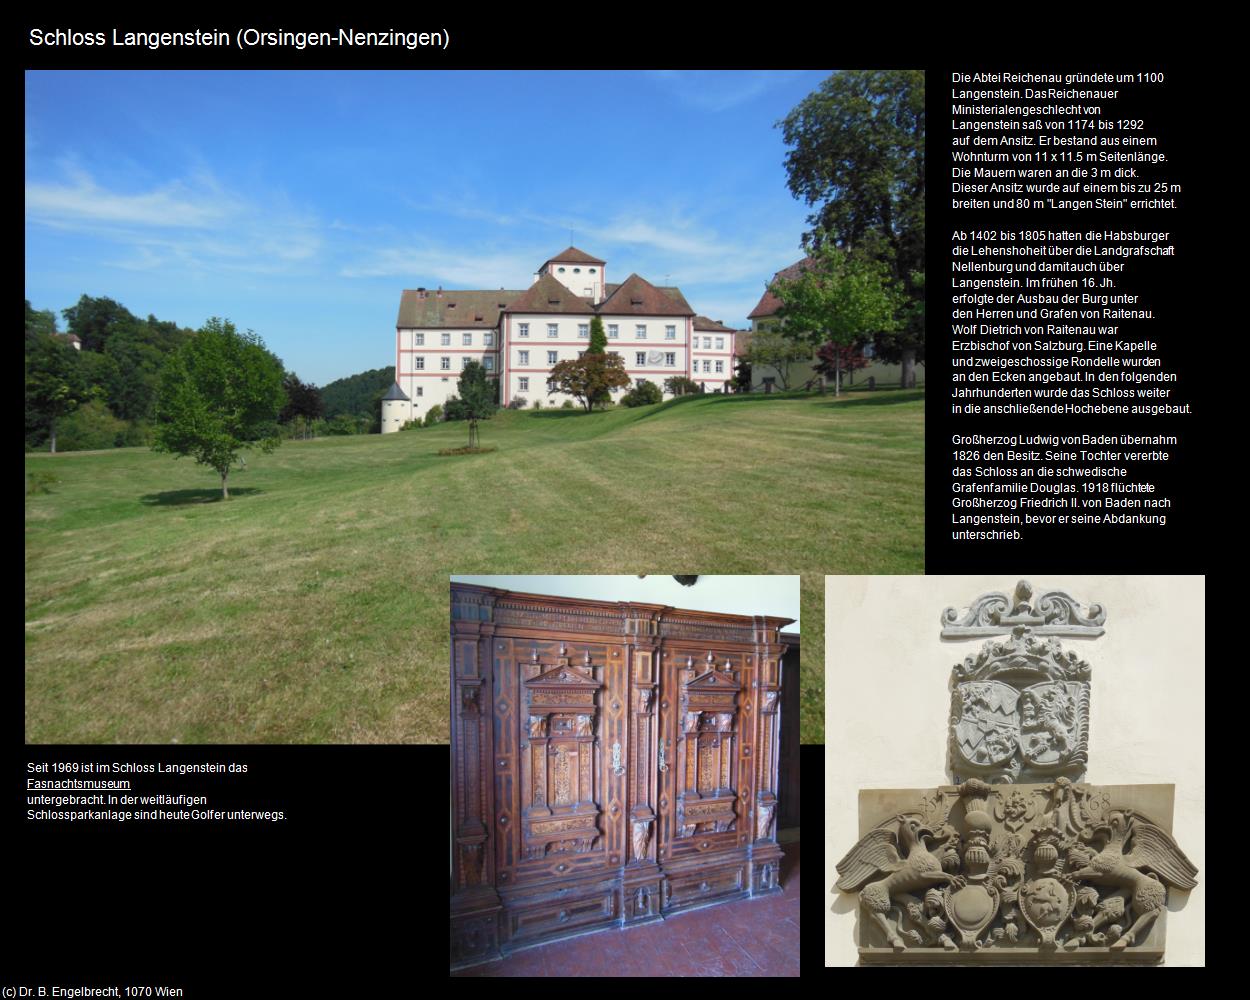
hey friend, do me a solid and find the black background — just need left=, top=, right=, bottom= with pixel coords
left=927, top=60, right=1205, bottom=573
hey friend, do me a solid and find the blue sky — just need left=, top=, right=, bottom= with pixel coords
left=25, top=70, right=828, bottom=385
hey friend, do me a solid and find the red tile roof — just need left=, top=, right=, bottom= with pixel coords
left=504, top=273, right=597, bottom=315
left=598, top=273, right=694, bottom=317
left=397, top=288, right=524, bottom=328
left=693, top=315, right=737, bottom=333
left=747, top=256, right=816, bottom=320
left=543, top=246, right=606, bottom=266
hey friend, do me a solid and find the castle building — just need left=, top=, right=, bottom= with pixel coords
left=382, top=247, right=735, bottom=431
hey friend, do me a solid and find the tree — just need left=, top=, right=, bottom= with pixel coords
left=279, top=372, right=325, bottom=440
left=664, top=376, right=703, bottom=397
left=61, top=294, right=141, bottom=353
left=814, top=342, right=870, bottom=386
left=25, top=299, right=58, bottom=342
left=768, top=244, right=899, bottom=395
left=152, top=318, right=286, bottom=499
left=547, top=354, right=631, bottom=412
left=585, top=316, right=613, bottom=407
left=25, top=333, right=88, bottom=452
left=448, top=360, right=498, bottom=448
left=621, top=380, right=662, bottom=407
left=732, top=356, right=752, bottom=393
left=743, top=330, right=812, bottom=390
left=778, top=70, right=925, bottom=387
left=588, top=315, right=608, bottom=354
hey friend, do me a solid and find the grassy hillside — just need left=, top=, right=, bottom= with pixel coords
left=25, top=389, right=924, bottom=744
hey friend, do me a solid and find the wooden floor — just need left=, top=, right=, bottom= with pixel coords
left=453, top=840, right=800, bottom=977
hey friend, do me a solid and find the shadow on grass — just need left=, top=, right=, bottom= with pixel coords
left=140, top=488, right=264, bottom=506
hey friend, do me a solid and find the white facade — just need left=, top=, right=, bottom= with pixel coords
left=538, top=254, right=605, bottom=303
left=690, top=319, right=736, bottom=393
left=499, top=312, right=695, bottom=408
left=823, top=576, right=1205, bottom=967
left=384, top=248, right=733, bottom=430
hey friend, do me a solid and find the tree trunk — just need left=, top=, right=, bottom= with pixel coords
left=220, top=468, right=230, bottom=500
left=49, top=422, right=57, bottom=454
left=468, top=419, right=479, bottom=449
left=901, top=348, right=916, bottom=389
left=835, top=357, right=842, bottom=397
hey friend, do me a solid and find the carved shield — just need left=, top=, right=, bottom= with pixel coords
left=953, top=680, right=1019, bottom=767
left=1018, top=877, right=1075, bottom=947
left=943, top=883, right=1000, bottom=946
left=1017, top=682, right=1082, bottom=767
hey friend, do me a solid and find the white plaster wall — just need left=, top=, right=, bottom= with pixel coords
left=823, top=575, right=1205, bottom=967
left=544, top=262, right=603, bottom=301
left=451, top=574, right=799, bottom=629
left=504, top=313, right=690, bottom=405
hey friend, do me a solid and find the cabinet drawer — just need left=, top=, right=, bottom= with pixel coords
left=663, top=864, right=746, bottom=910
left=506, top=889, right=617, bottom=946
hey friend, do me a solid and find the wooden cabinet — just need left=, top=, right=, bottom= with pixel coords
left=450, top=584, right=792, bottom=968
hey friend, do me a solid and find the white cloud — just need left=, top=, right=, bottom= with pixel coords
left=26, top=167, right=239, bottom=228
left=25, top=165, right=322, bottom=275
left=646, top=70, right=804, bottom=113
left=340, top=246, right=538, bottom=287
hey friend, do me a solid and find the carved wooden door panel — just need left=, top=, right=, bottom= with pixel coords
left=450, top=584, right=791, bottom=968
left=660, top=648, right=754, bottom=865
left=492, top=638, right=628, bottom=891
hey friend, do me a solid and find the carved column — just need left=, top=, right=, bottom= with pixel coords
left=749, top=622, right=785, bottom=895
left=621, top=607, right=662, bottom=923
left=450, top=595, right=502, bottom=968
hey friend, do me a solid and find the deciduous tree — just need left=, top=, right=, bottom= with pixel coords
left=743, top=330, right=812, bottom=391
left=152, top=318, right=285, bottom=499
left=25, top=333, right=87, bottom=453
left=446, top=360, right=498, bottom=448
left=279, top=372, right=326, bottom=440
left=778, top=70, right=925, bottom=386
left=547, top=354, right=631, bottom=412
left=768, top=245, right=899, bottom=395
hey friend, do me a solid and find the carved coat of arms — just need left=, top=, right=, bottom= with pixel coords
left=949, top=627, right=1090, bottom=783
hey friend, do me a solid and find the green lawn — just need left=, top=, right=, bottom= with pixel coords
left=25, top=389, right=924, bottom=744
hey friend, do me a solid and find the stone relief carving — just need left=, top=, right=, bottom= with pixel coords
left=833, top=581, right=1197, bottom=963
left=949, top=626, right=1091, bottom=784
left=835, top=780, right=1197, bottom=957
left=941, top=579, right=1106, bottom=638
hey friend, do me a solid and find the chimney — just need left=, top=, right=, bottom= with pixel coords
left=417, top=287, right=426, bottom=299
left=436, top=286, right=443, bottom=298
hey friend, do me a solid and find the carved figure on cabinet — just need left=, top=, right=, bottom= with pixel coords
left=757, top=803, right=776, bottom=840
left=835, top=816, right=965, bottom=952
left=631, top=819, right=652, bottom=862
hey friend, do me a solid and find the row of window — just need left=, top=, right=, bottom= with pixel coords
left=408, top=355, right=726, bottom=375
left=518, top=322, right=679, bottom=340
left=513, top=351, right=725, bottom=372
left=414, top=331, right=496, bottom=347
left=515, top=377, right=717, bottom=394
left=412, top=356, right=497, bottom=371
left=408, top=329, right=726, bottom=348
